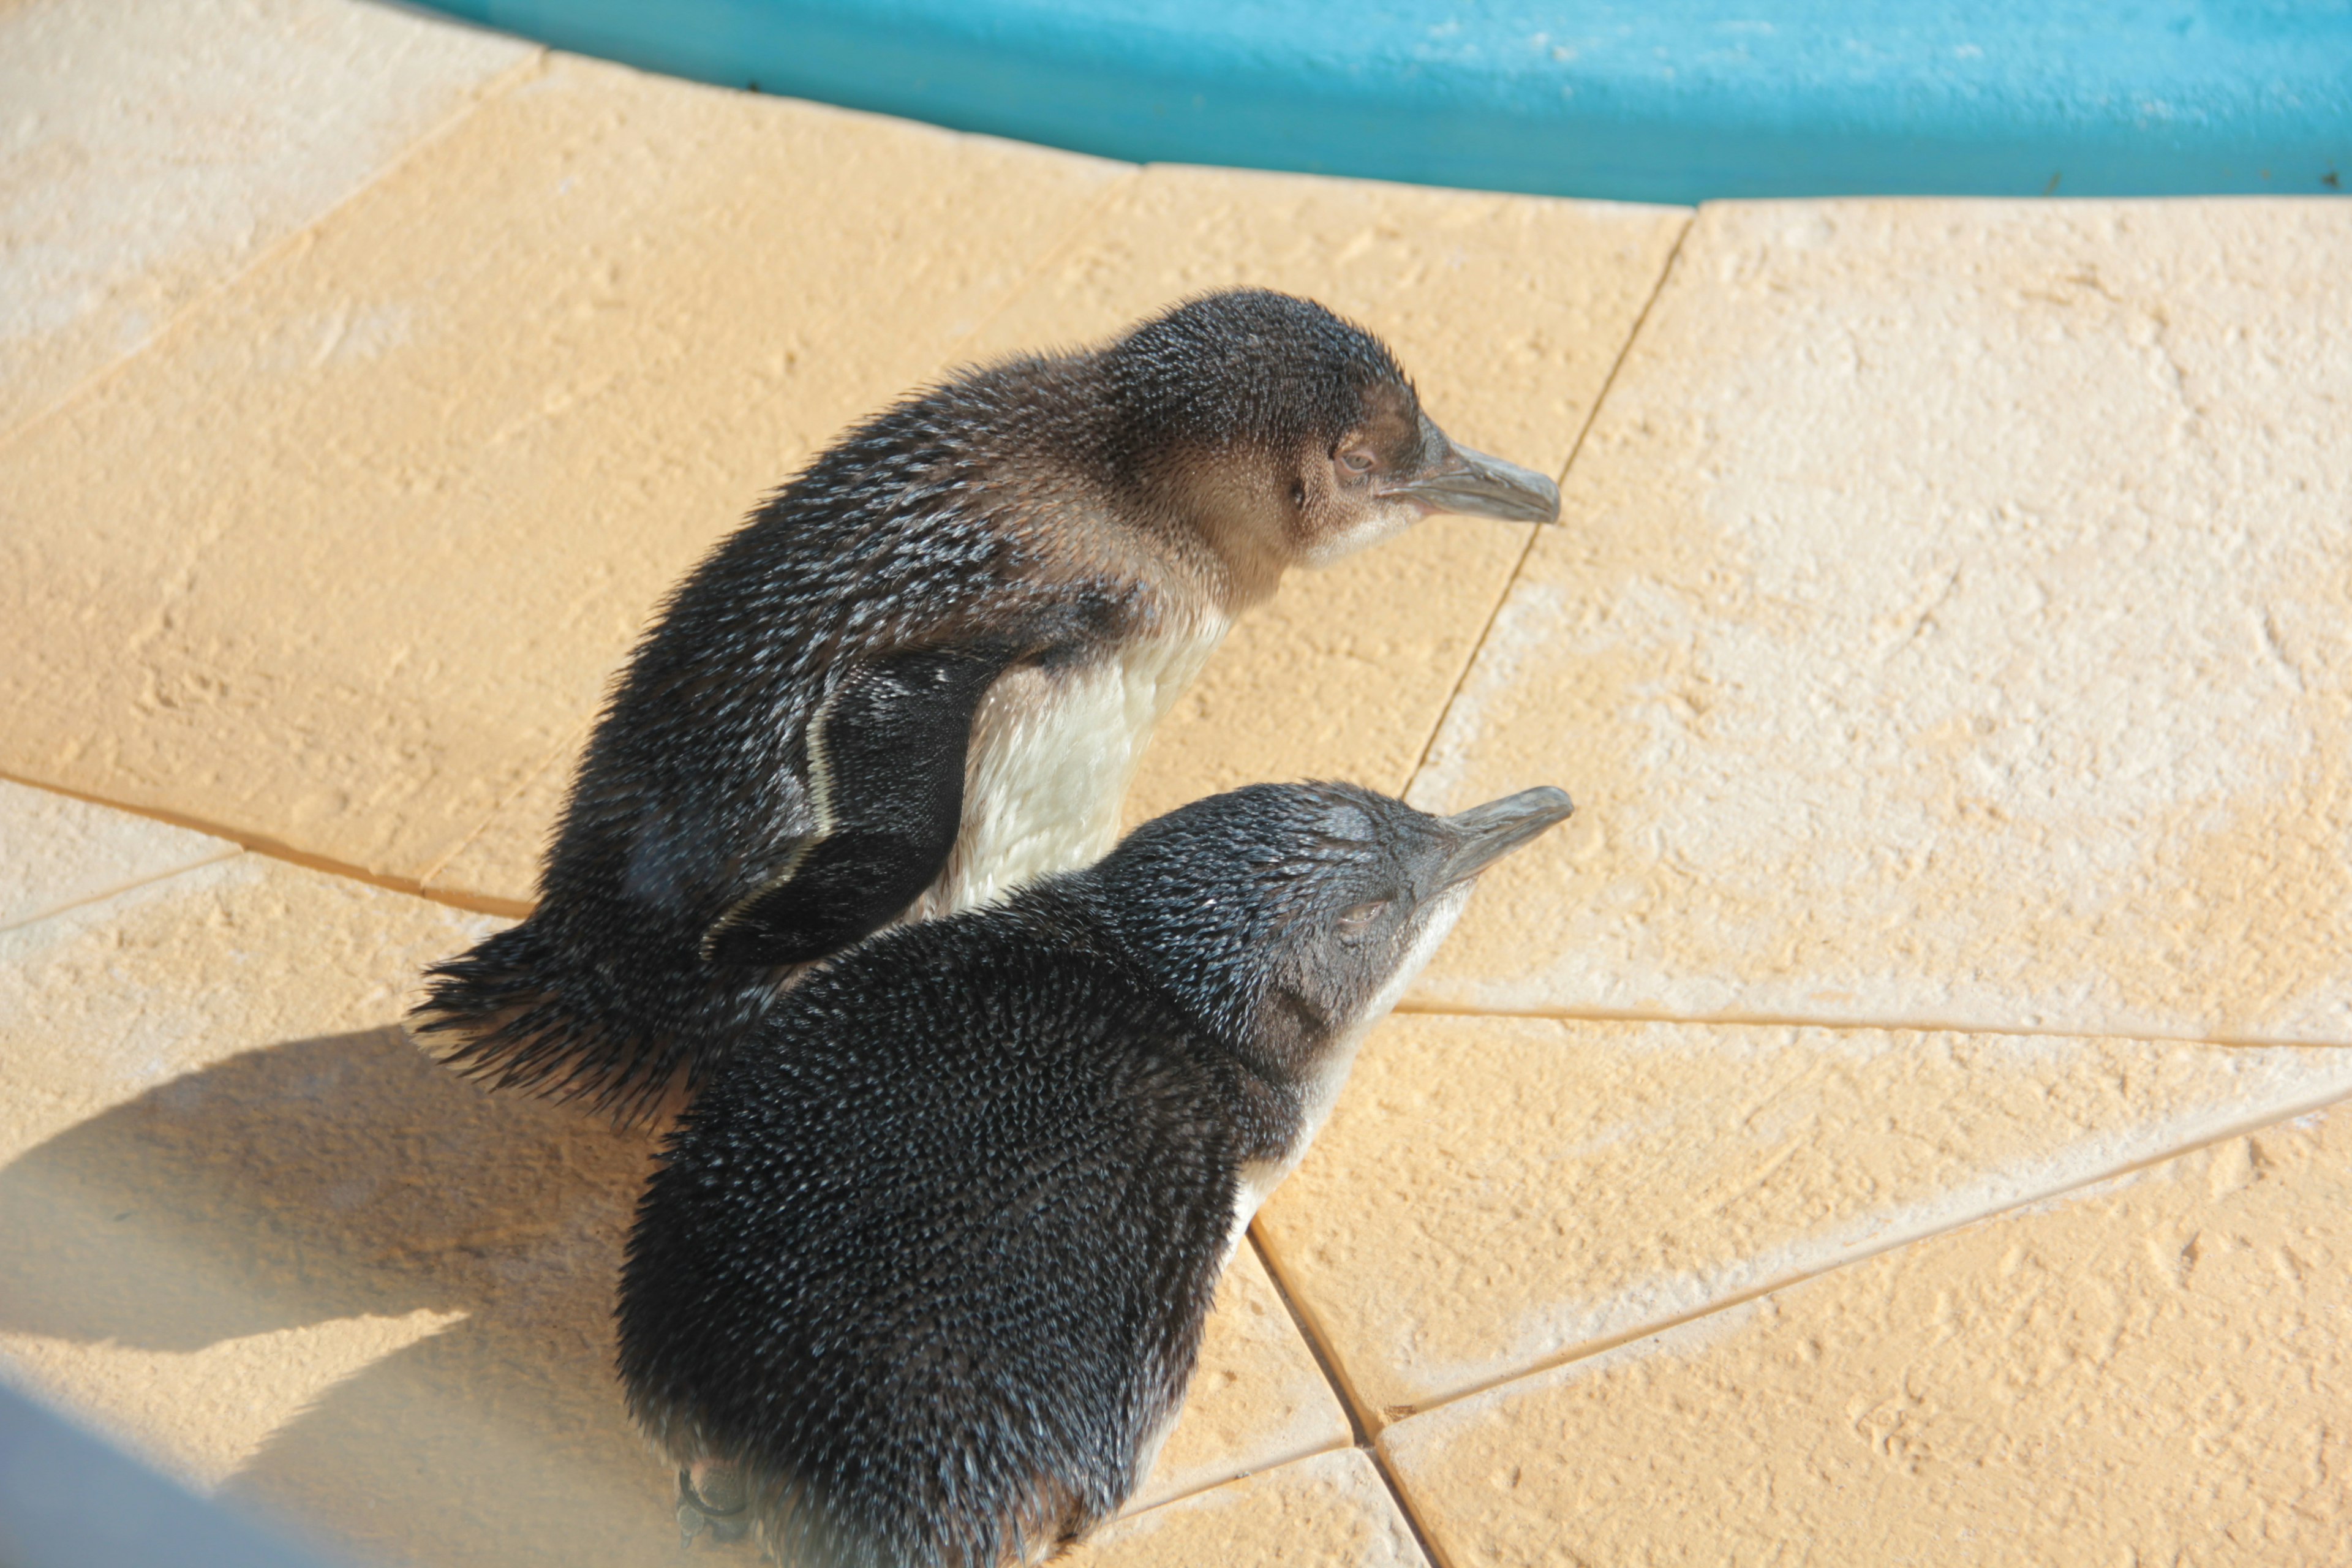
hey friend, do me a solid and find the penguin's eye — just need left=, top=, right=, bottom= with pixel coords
left=1333, top=899, right=1390, bottom=938
left=1337, top=447, right=1376, bottom=476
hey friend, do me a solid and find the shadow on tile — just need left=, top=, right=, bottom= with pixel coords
left=0, top=1028, right=674, bottom=1567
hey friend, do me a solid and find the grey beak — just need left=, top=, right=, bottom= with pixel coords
left=1439, top=786, right=1575, bottom=885
left=1382, top=426, right=1562, bottom=524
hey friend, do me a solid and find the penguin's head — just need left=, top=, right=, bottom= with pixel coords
left=1102, top=290, right=1561, bottom=592
left=1095, top=780, right=1573, bottom=1082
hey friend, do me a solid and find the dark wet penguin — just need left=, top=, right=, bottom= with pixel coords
left=408, top=289, right=1561, bottom=1117
left=616, top=779, right=1573, bottom=1565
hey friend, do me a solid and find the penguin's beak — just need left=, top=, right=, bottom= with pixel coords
left=1438, top=786, right=1575, bottom=886
left=1382, top=423, right=1561, bottom=524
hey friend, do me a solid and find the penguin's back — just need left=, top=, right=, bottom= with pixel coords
left=417, top=358, right=1198, bottom=1114
left=618, top=894, right=1271, bottom=1564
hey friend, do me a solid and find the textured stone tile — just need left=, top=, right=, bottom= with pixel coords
left=429, top=167, right=1687, bottom=907
left=1383, top=1099, right=2352, bottom=1566
left=0, top=856, right=496, bottom=1155
left=0, top=858, right=682, bottom=1567
left=973, top=165, right=1689, bottom=827
left=418, top=722, right=580, bottom=911
left=1074, top=1448, right=1426, bottom=1568
left=1410, top=200, right=2352, bottom=1045
left=0, top=844, right=1341, bottom=1560
left=1256, top=1012, right=2352, bottom=1419
left=0, top=0, right=536, bottom=436
left=0, top=778, right=236, bottom=932
left=0, top=54, right=1129, bottom=891
left=0, top=1308, right=466, bottom=1491
left=1135, top=1243, right=1351, bottom=1512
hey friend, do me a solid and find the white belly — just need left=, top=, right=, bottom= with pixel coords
left=923, top=616, right=1227, bottom=918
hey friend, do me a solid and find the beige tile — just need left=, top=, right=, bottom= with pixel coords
left=1410, top=199, right=2352, bottom=1046
left=0, top=846, right=1341, bottom=1560
left=419, top=722, right=580, bottom=910
left=0, top=856, right=497, bottom=1156
left=968, top=165, right=1689, bottom=823
left=0, top=859, right=682, bottom=1568
left=428, top=168, right=1687, bottom=908
left=1256, top=1012, right=2352, bottom=1420
left=0, top=853, right=666, bottom=1565
left=1384, top=1099, right=2352, bottom=1566
left=1075, top=1448, right=1427, bottom=1568
left=1135, top=1242, right=1351, bottom=1512
left=2, top=1307, right=466, bottom=1491
left=1123, top=515, right=1538, bottom=829
left=0, top=54, right=1129, bottom=890
left=0, top=778, right=236, bottom=932
left=0, top=0, right=537, bottom=436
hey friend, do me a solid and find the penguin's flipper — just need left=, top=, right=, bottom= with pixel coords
left=703, top=644, right=1012, bottom=970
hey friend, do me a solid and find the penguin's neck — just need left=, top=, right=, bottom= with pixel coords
left=1024, top=434, right=1281, bottom=617
left=1080, top=439, right=1291, bottom=616
left=1224, top=882, right=1476, bottom=1255
left=1165, top=489, right=1289, bottom=615
left=1185, top=513, right=1287, bottom=612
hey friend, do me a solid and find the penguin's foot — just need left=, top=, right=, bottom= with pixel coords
left=676, top=1464, right=752, bottom=1551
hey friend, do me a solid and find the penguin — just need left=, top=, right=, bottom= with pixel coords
left=616, top=778, right=1574, bottom=1564
left=408, top=288, right=1562, bottom=1118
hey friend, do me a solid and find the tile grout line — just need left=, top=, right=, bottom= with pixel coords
left=926, top=164, right=1146, bottom=364
left=1384, top=1078, right=2352, bottom=1430
left=1101, top=1439, right=1399, bottom=1539
left=0, top=47, right=551, bottom=459
left=1243, top=1231, right=1457, bottom=1568
left=410, top=716, right=594, bottom=900
left=0, top=769, right=525, bottom=918
left=1389, top=996, right=2352, bottom=1052
left=1390, top=519, right=1538, bottom=798
left=15, top=755, right=2339, bottom=1053
left=0, top=844, right=244, bottom=938
left=1362, top=1438, right=1458, bottom=1568
left=1244, top=1229, right=1376, bottom=1442
left=1393, top=211, right=1696, bottom=800
left=1109, top=1442, right=1341, bottom=1523
left=12, top=755, right=2338, bottom=1054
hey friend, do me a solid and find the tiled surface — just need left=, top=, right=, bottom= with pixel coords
left=421, top=721, right=582, bottom=913
left=0, top=0, right=537, bottom=437
left=1384, top=1103, right=2352, bottom=1564
left=0, top=53, right=1131, bottom=895
left=1073, top=1449, right=1427, bottom=1568
left=1410, top=200, right=2352, bottom=1046
left=1259, top=1012, right=2352, bottom=1419
left=0, top=778, right=236, bottom=932
left=9, top=3, right=2352, bottom=1562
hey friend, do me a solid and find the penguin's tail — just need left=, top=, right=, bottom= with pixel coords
left=405, top=920, right=707, bottom=1123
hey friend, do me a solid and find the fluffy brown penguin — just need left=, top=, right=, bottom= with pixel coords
left=617, top=779, right=1574, bottom=1563
left=409, top=288, right=1561, bottom=1117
